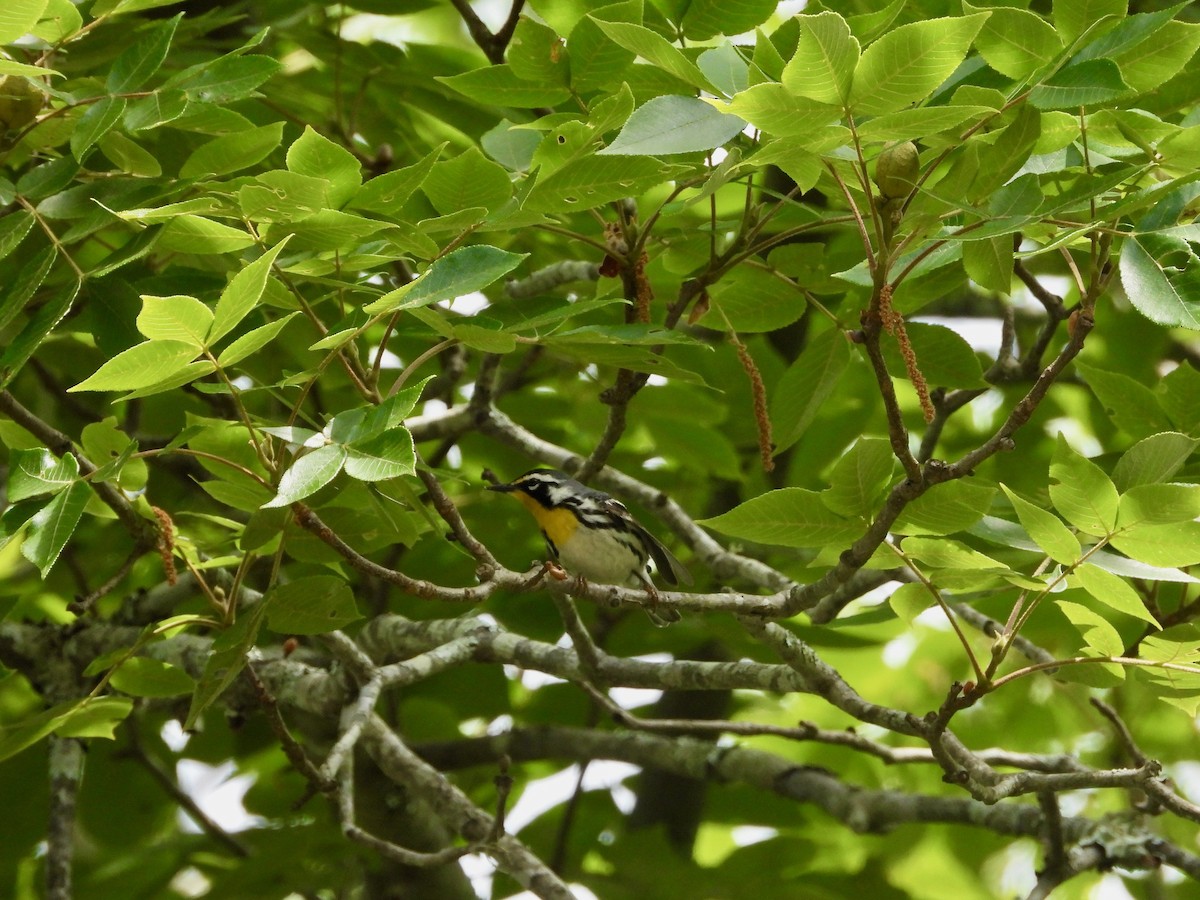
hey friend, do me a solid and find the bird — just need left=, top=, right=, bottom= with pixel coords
left=487, top=468, right=692, bottom=625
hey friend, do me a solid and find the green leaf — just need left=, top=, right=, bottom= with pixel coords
left=0, top=211, right=35, bottom=265
left=1049, top=435, right=1119, bottom=536
left=262, top=444, right=347, bottom=508
left=180, top=122, right=285, bottom=179
left=1028, top=59, right=1130, bottom=109
left=880, top=322, right=985, bottom=389
left=32, top=0, right=80, bottom=43
left=423, top=147, right=513, bottom=215
left=1000, top=485, right=1081, bottom=565
left=680, top=0, right=776, bottom=40
left=523, top=155, right=687, bottom=212
left=209, top=236, right=291, bottom=344
left=890, top=581, right=933, bottom=625
left=893, top=480, right=996, bottom=536
left=962, top=236, right=1013, bottom=294
left=1057, top=599, right=1125, bottom=659
left=855, top=106, right=993, bottom=143
left=451, top=323, right=518, bottom=353
left=701, top=265, right=806, bottom=333
left=349, top=144, right=444, bottom=217
left=697, top=488, right=860, bottom=548
left=1160, top=364, right=1200, bottom=433
left=1112, top=432, right=1198, bottom=491
left=782, top=12, right=859, bottom=105
left=901, top=536, right=1006, bottom=571
left=69, top=340, right=199, bottom=392
left=266, top=575, right=361, bottom=635
left=0, top=0, right=50, bottom=44
left=98, top=131, right=161, bottom=177
left=172, top=54, right=280, bottom=104
left=968, top=2, right=1062, bottom=80
left=0, top=245, right=55, bottom=334
left=770, top=328, right=851, bottom=453
left=7, top=448, right=79, bottom=502
left=1118, top=231, right=1200, bottom=329
left=437, top=64, right=571, bottom=108
left=109, top=657, right=196, bottom=698
left=107, top=15, right=179, bottom=92
left=184, top=599, right=269, bottom=731
left=71, top=96, right=127, bottom=160
left=286, top=125, right=361, bottom=208
left=600, top=95, right=746, bottom=156
left=0, top=697, right=132, bottom=764
left=21, top=480, right=91, bottom=577
left=1114, top=20, right=1200, bottom=94
left=136, top=294, right=213, bottom=347
left=1118, top=483, right=1200, bottom=528
left=0, top=280, right=79, bottom=389
left=1111, top=521, right=1200, bottom=568
left=508, top=17, right=569, bottom=85
left=1054, top=0, right=1127, bottom=45
left=364, top=246, right=527, bottom=315
left=824, top=438, right=894, bottom=519
left=1077, top=362, right=1173, bottom=438
left=848, top=15, right=989, bottom=116
left=157, top=216, right=256, bottom=254
left=344, top=429, right=416, bottom=482
left=720, top=83, right=841, bottom=139
left=594, top=21, right=714, bottom=91
left=698, top=43, right=749, bottom=96
left=216, top=312, right=299, bottom=367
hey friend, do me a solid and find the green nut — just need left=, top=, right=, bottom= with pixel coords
left=874, top=141, right=920, bottom=200
left=0, top=76, right=43, bottom=132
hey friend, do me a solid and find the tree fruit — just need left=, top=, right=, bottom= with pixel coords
left=874, top=140, right=919, bottom=199
left=0, top=76, right=42, bottom=132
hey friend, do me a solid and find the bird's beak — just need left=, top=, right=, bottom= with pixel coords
left=487, top=482, right=516, bottom=493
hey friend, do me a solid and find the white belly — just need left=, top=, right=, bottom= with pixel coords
left=555, top=525, right=645, bottom=586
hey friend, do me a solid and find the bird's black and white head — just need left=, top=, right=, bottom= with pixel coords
left=487, top=468, right=581, bottom=509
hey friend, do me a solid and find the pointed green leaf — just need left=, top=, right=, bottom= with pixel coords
left=157, top=216, right=256, bottom=254
left=783, top=12, right=859, bottom=105
left=0, top=245, right=56, bottom=334
left=1000, top=485, right=1081, bottom=565
left=137, top=294, right=213, bottom=347
left=286, top=125, right=361, bottom=208
left=770, top=328, right=851, bottom=454
left=1053, top=0, right=1126, bottom=45
left=209, top=236, right=291, bottom=344
left=1077, top=362, right=1172, bottom=438
left=266, top=575, right=361, bottom=636
left=600, top=95, right=746, bottom=156
left=180, top=122, right=285, bottom=179
left=719, top=83, right=841, bottom=139
left=968, top=2, right=1062, bottom=80
left=1111, top=521, right=1200, bottom=568
left=423, top=147, right=513, bottom=215
left=69, top=340, right=199, bottom=392
left=594, top=21, right=714, bottom=91
left=893, top=480, right=996, bottom=536
left=344, top=429, right=416, bottom=482
left=262, top=444, right=347, bottom=508
left=0, top=280, right=79, bottom=390
left=697, top=488, right=860, bottom=547
left=70, top=96, right=127, bottom=159
left=21, top=480, right=91, bottom=576
left=107, top=14, right=178, bottom=92
left=1049, top=435, right=1119, bottom=536
left=1119, top=484, right=1200, bottom=528
left=7, top=448, right=79, bottom=502
left=1118, top=231, right=1200, bottom=329
left=1057, top=599, right=1125, bottom=659
left=184, top=599, right=269, bottom=731
left=364, top=246, right=527, bottom=315
left=680, top=0, right=776, bottom=40
left=0, top=697, right=132, bottom=763
left=1112, top=432, right=1198, bottom=491
left=901, top=536, right=1006, bottom=571
left=349, top=144, right=444, bottom=217
left=437, top=64, right=571, bottom=108
left=1029, top=59, right=1130, bottom=109
left=216, top=312, right=299, bottom=367
left=824, top=438, right=895, bottom=519
left=890, top=581, right=933, bottom=624
left=849, top=15, right=989, bottom=115
left=109, top=657, right=196, bottom=698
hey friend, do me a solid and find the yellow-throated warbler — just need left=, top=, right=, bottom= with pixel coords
left=488, top=468, right=692, bottom=625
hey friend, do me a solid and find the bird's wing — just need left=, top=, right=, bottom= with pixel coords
left=603, top=498, right=693, bottom=586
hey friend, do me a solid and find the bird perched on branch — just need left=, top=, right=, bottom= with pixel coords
left=487, top=468, right=692, bottom=625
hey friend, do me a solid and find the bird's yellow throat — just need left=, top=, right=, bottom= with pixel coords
left=513, top=492, right=578, bottom=545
